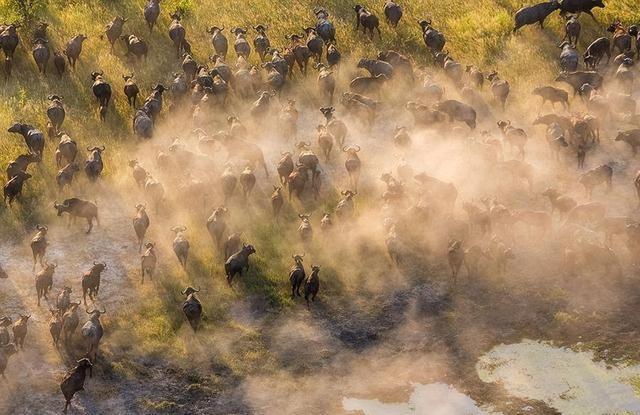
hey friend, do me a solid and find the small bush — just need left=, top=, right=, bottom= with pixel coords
left=167, top=0, right=194, bottom=17
left=6, top=0, right=47, bottom=22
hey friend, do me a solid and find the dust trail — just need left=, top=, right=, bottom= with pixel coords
left=1, top=2, right=640, bottom=414
left=0, top=190, right=138, bottom=414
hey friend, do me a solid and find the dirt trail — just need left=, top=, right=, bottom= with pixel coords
left=1, top=68, right=640, bottom=415
left=0, top=191, right=140, bottom=414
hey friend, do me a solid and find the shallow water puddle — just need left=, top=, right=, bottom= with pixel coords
left=477, top=339, right=640, bottom=414
left=342, top=382, right=487, bottom=414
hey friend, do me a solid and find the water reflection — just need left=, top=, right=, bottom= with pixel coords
left=477, top=339, right=640, bottom=414
left=343, top=382, right=488, bottom=414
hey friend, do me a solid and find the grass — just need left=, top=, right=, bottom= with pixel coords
left=140, top=398, right=178, bottom=411
left=0, top=0, right=637, bottom=229
left=1, top=0, right=639, bottom=378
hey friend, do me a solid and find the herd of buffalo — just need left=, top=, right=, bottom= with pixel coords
left=1, top=0, right=640, bottom=412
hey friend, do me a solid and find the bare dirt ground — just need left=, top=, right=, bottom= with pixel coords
left=2, top=220, right=640, bottom=414
left=2, top=76, right=640, bottom=415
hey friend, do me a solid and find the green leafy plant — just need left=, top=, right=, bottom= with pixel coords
left=8, top=0, right=47, bottom=22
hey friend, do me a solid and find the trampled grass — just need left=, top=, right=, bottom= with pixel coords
left=0, top=0, right=639, bottom=375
